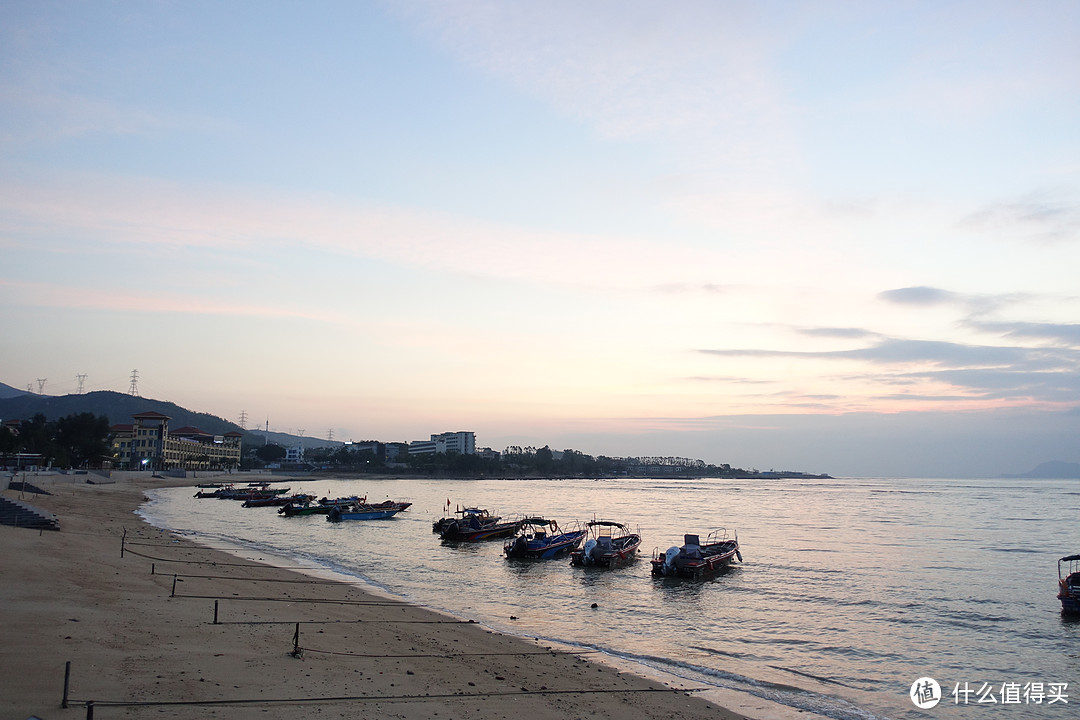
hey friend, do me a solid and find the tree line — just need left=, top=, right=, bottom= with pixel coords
left=1, top=412, right=113, bottom=469
left=269, top=443, right=760, bottom=478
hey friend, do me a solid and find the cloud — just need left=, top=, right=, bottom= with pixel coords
left=968, top=320, right=1080, bottom=346
left=0, top=173, right=742, bottom=291
left=699, top=337, right=1075, bottom=370
left=697, top=336, right=1080, bottom=408
left=960, top=193, right=1080, bottom=244
left=878, top=286, right=959, bottom=306
left=0, top=279, right=345, bottom=323
left=797, top=327, right=877, bottom=339
left=388, top=0, right=793, bottom=169
left=652, top=283, right=730, bottom=295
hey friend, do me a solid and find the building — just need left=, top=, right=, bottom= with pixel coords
left=385, top=442, right=408, bottom=462
left=408, top=431, right=476, bottom=456
left=285, top=444, right=304, bottom=464
left=111, top=411, right=243, bottom=471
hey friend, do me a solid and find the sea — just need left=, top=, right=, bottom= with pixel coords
left=137, top=475, right=1080, bottom=720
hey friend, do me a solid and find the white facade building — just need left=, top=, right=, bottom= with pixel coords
left=409, top=431, right=476, bottom=455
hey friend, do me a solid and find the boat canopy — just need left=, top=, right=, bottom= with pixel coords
left=1060, top=554, right=1080, bottom=562
left=586, top=520, right=627, bottom=529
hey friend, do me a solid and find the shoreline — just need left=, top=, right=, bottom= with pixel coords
left=2, top=472, right=828, bottom=720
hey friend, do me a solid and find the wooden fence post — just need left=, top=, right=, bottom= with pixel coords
left=62, top=660, right=71, bottom=708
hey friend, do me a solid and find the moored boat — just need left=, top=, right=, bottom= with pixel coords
left=440, top=508, right=521, bottom=542
left=279, top=495, right=365, bottom=516
left=326, top=499, right=410, bottom=522
left=1058, top=555, right=1080, bottom=614
left=570, top=520, right=641, bottom=569
left=504, top=518, right=586, bottom=560
left=434, top=506, right=498, bottom=533
left=242, top=493, right=313, bottom=508
left=651, top=528, right=742, bottom=579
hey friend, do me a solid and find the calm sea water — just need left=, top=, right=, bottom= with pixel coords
left=139, top=476, right=1080, bottom=720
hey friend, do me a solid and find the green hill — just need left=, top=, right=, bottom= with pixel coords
left=0, top=389, right=247, bottom=438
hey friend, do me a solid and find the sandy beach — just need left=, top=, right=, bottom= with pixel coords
left=1, top=473, right=822, bottom=720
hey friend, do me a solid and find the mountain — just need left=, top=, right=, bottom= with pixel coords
left=1001, top=461, right=1080, bottom=479
left=0, top=389, right=243, bottom=435
left=0, top=388, right=344, bottom=449
left=0, top=382, right=28, bottom=400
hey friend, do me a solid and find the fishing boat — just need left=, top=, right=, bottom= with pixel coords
left=651, top=529, right=742, bottom=579
left=242, top=493, right=314, bottom=508
left=439, top=508, right=522, bottom=542
left=433, top=505, right=497, bottom=533
left=196, top=483, right=291, bottom=501
left=570, top=520, right=641, bottom=569
left=194, top=483, right=235, bottom=498
left=504, top=518, right=586, bottom=560
left=1058, top=555, right=1080, bottom=614
left=279, top=495, right=365, bottom=516
left=326, top=500, right=410, bottom=522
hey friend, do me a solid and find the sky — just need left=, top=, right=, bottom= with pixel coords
left=2, top=1, right=1078, bottom=478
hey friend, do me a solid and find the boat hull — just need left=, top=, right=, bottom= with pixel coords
left=651, top=536, right=741, bottom=579
left=571, top=536, right=641, bottom=568
left=505, top=530, right=586, bottom=560
left=441, top=521, right=522, bottom=542
left=327, top=508, right=402, bottom=522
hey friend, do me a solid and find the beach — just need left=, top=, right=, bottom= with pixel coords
left=1, top=473, right=810, bottom=720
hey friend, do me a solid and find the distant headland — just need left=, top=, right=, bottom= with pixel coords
left=999, top=461, right=1080, bottom=479
left=0, top=383, right=831, bottom=479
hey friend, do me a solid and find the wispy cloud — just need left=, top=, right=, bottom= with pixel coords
left=697, top=335, right=1080, bottom=408
left=878, top=286, right=960, bottom=306
left=797, top=327, right=878, bottom=339
left=0, top=174, right=738, bottom=290
left=960, top=193, right=1080, bottom=244
left=966, top=320, right=1080, bottom=346
left=0, top=279, right=345, bottom=322
left=389, top=0, right=794, bottom=173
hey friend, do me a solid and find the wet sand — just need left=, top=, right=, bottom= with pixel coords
left=1, top=473, right=820, bottom=719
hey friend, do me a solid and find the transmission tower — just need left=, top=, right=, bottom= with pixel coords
left=128, top=369, right=140, bottom=396
left=36, top=378, right=47, bottom=394
left=327, top=428, right=334, bottom=443
left=238, top=410, right=248, bottom=430
left=76, top=374, right=87, bottom=394
left=297, top=428, right=305, bottom=450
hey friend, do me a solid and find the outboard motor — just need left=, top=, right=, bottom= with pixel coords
left=663, top=546, right=681, bottom=575
left=582, top=539, right=597, bottom=565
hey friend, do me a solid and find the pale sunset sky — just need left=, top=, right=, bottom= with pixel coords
left=2, top=1, right=1078, bottom=477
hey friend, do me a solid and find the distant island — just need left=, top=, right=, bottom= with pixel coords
left=999, top=461, right=1080, bottom=479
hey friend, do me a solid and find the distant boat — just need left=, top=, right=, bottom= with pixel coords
left=194, top=483, right=290, bottom=500
left=651, top=529, right=741, bottom=579
left=570, top=520, right=641, bottom=569
left=504, top=518, right=586, bottom=560
left=1058, top=555, right=1080, bottom=614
